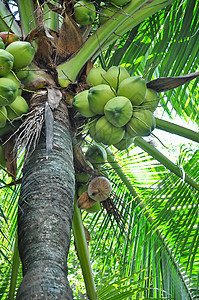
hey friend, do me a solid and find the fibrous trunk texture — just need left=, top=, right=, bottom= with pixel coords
left=17, top=100, right=75, bottom=299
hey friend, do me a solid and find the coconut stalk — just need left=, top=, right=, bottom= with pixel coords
left=155, top=117, right=199, bottom=143
left=72, top=197, right=97, bottom=300
left=134, top=137, right=199, bottom=191
left=57, top=0, right=176, bottom=87
left=8, top=234, right=20, bottom=300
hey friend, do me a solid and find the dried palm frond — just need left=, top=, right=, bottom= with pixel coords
left=13, top=91, right=47, bottom=162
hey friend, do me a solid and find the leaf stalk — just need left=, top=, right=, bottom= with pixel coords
left=72, top=197, right=97, bottom=300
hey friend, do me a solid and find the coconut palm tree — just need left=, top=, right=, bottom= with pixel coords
left=0, top=0, right=198, bottom=299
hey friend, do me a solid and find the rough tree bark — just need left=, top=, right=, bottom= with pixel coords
left=16, top=98, right=75, bottom=299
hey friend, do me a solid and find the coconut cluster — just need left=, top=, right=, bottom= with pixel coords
left=0, top=38, right=35, bottom=127
left=0, top=35, right=35, bottom=169
left=73, top=66, right=159, bottom=150
left=74, top=0, right=132, bottom=26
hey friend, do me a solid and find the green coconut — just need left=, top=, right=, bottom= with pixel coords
left=0, top=49, right=14, bottom=76
left=95, top=115, right=124, bottom=145
left=88, top=84, right=116, bottom=115
left=0, top=78, right=18, bottom=106
left=103, top=66, right=130, bottom=91
left=86, top=67, right=107, bottom=86
left=73, top=90, right=97, bottom=118
left=6, top=41, right=35, bottom=69
left=74, top=1, right=96, bottom=25
left=6, top=95, right=28, bottom=120
left=126, top=109, right=156, bottom=137
left=0, top=144, right=6, bottom=169
left=141, top=88, right=159, bottom=112
left=118, top=76, right=146, bottom=106
left=0, top=106, right=7, bottom=128
left=86, top=144, right=107, bottom=165
left=104, top=96, right=133, bottom=127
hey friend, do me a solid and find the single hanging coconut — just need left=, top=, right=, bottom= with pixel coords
left=86, top=144, right=107, bottom=165
left=0, top=78, right=18, bottom=106
left=6, top=41, right=35, bottom=69
left=88, top=84, right=116, bottom=115
left=118, top=76, right=146, bottom=106
left=74, top=0, right=96, bottom=25
left=73, top=90, right=97, bottom=118
left=86, top=67, right=107, bottom=86
left=0, top=49, right=14, bottom=76
left=104, top=96, right=133, bottom=127
left=103, top=66, right=130, bottom=91
left=95, top=115, right=124, bottom=145
left=88, top=176, right=112, bottom=201
left=126, top=109, right=156, bottom=137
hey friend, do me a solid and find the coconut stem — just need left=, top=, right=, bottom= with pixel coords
left=155, top=117, right=199, bottom=144
left=8, top=233, right=20, bottom=300
left=72, top=196, right=97, bottom=300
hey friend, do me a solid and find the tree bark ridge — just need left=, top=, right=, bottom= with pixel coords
left=17, top=99, right=75, bottom=299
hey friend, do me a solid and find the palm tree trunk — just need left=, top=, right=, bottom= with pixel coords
left=16, top=99, right=75, bottom=299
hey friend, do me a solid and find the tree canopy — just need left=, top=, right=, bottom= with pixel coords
left=0, top=0, right=198, bottom=299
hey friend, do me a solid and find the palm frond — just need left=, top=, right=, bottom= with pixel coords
left=102, top=0, right=199, bottom=124
left=0, top=154, right=24, bottom=299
